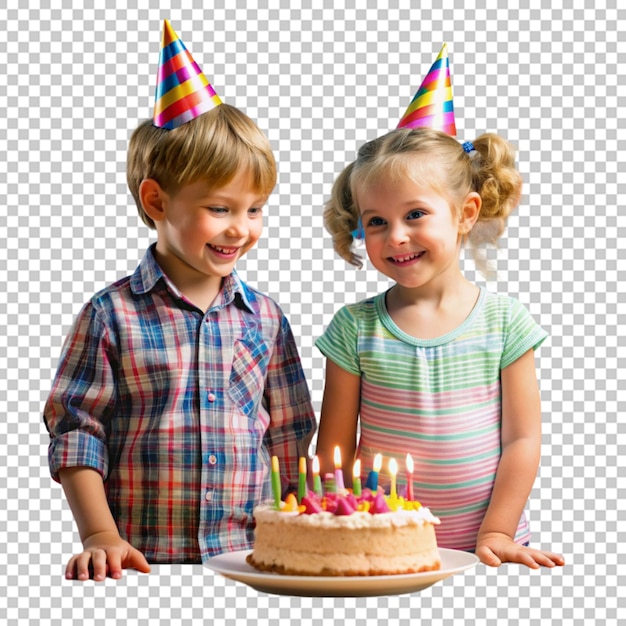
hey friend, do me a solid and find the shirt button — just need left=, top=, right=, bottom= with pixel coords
left=208, top=454, right=217, bottom=465
left=205, top=490, right=213, bottom=501
left=207, top=392, right=216, bottom=402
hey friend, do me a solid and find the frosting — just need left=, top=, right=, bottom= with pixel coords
left=253, top=504, right=440, bottom=528
left=271, top=486, right=437, bottom=521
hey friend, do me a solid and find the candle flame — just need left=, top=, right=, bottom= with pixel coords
left=353, top=459, right=361, bottom=478
left=388, top=458, right=398, bottom=476
left=406, top=453, right=414, bottom=473
left=312, top=455, right=320, bottom=475
left=334, top=445, right=342, bottom=468
left=299, top=457, right=307, bottom=474
left=373, top=453, right=383, bottom=472
left=271, top=455, right=279, bottom=473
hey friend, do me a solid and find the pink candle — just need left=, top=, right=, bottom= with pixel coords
left=406, top=453, right=414, bottom=501
left=334, top=446, right=345, bottom=492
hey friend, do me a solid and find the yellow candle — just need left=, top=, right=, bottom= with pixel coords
left=389, top=458, right=398, bottom=500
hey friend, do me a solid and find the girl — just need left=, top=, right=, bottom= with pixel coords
left=315, top=127, right=564, bottom=569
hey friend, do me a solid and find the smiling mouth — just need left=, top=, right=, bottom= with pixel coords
left=388, top=251, right=425, bottom=265
left=207, top=244, right=239, bottom=256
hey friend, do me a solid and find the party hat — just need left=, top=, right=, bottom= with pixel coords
left=397, top=43, right=456, bottom=136
left=153, top=19, right=222, bottom=130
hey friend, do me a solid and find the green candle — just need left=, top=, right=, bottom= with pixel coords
left=271, top=456, right=282, bottom=510
left=352, top=459, right=362, bottom=496
left=312, top=455, right=322, bottom=496
left=297, top=457, right=307, bottom=503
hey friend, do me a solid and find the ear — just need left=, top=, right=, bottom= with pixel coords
left=139, top=179, right=167, bottom=224
left=458, top=192, right=481, bottom=234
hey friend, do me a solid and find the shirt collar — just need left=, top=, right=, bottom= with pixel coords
left=130, top=244, right=255, bottom=314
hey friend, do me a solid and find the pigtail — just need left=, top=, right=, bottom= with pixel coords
left=323, top=161, right=364, bottom=268
left=469, top=133, right=522, bottom=245
left=465, top=133, right=523, bottom=277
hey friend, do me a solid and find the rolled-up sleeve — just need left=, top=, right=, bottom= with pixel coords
left=43, top=302, right=117, bottom=482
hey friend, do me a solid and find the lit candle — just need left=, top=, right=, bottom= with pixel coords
left=271, top=455, right=282, bottom=510
left=352, top=459, right=362, bottom=496
left=334, top=446, right=345, bottom=492
left=406, top=453, right=414, bottom=501
left=389, top=458, right=398, bottom=500
left=298, top=457, right=307, bottom=504
left=365, top=453, right=383, bottom=491
left=312, top=455, right=322, bottom=496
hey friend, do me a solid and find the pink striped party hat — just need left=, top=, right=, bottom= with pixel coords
left=153, top=20, right=222, bottom=130
left=397, top=43, right=456, bottom=136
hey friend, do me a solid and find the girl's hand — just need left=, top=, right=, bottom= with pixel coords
left=65, top=531, right=151, bottom=581
left=476, top=532, right=565, bottom=569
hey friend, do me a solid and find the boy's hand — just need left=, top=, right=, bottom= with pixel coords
left=65, top=531, right=151, bottom=581
left=476, top=531, right=565, bottom=569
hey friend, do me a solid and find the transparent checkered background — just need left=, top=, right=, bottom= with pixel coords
left=1, top=1, right=624, bottom=625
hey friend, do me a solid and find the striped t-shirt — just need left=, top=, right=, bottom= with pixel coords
left=315, top=287, right=547, bottom=551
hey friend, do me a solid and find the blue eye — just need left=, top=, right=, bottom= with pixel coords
left=208, top=206, right=228, bottom=214
left=408, top=210, right=426, bottom=220
left=367, top=217, right=386, bottom=227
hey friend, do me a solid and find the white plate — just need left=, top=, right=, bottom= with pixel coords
left=205, top=549, right=479, bottom=597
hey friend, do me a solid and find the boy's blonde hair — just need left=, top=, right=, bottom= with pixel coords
left=324, top=127, right=523, bottom=274
left=127, top=104, right=277, bottom=229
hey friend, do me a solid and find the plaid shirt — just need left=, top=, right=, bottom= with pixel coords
left=44, top=245, right=316, bottom=563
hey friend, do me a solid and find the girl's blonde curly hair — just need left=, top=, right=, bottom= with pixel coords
left=324, top=127, right=522, bottom=276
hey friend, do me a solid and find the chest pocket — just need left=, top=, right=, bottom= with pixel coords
left=227, top=330, right=270, bottom=416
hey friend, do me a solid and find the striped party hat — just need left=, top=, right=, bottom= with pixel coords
left=153, top=20, right=222, bottom=130
left=397, top=44, right=456, bottom=136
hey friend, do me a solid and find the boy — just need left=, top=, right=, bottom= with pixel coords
left=43, top=20, right=316, bottom=581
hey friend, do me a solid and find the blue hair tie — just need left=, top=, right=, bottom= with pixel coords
left=462, top=141, right=475, bottom=154
left=351, top=217, right=365, bottom=240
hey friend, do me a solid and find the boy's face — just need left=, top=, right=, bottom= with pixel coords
left=151, top=169, right=267, bottom=292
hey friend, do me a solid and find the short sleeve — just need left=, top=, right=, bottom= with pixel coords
left=500, top=298, right=548, bottom=370
left=314, top=305, right=361, bottom=376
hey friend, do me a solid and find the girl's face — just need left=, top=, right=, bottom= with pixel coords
left=357, top=169, right=476, bottom=291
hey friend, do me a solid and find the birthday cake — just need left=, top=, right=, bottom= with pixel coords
left=246, top=490, right=441, bottom=577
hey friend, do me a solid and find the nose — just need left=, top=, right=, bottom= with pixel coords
left=387, top=220, right=410, bottom=246
left=225, top=214, right=249, bottom=239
